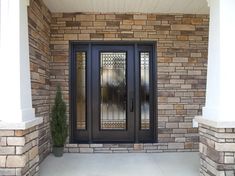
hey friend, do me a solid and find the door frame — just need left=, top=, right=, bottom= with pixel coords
left=69, top=41, right=158, bottom=143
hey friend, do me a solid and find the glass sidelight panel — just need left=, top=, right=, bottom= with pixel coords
left=140, top=52, right=150, bottom=130
left=76, top=52, right=86, bottom=130
left=100, top=52, right=127, bottom=130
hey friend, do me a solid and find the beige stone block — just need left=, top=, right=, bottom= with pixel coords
left=167, top=97, right=181, bottom=102
left=80, top=148, right=93, bottom=153
left=14, top=130, right=25, bottom=137
left=191, top=18, right=203, bottom=24
left=158, top=104, right=173, bottom=110
left=93, top=22, right=106, bottom=27
left=122, top=20, right=134, bottom=25
left=76, top=14, right=95, bottom=21
left=191, top=53, right=202, bottom=57
left=189, top=36, right=202, bottom=41
left=173, top=129, right=187, bottom=134
left=7, top=137, right=25, bottom=146
left=80, top=21, right=93, bottom=27
left=215, top=143, right=235, bottom=152
left=0, top=156, right=6, bottom=167
left=168, top=143, right=184, bottom=149
left=64, top=34, right=78, bottom=40
left=173, top=57, right=188, bottom=63
left=174, top=104, right=184, bottom=110
left=78, top=34, right=90, bottom=40
left=134, top=20, right=146, bottom=25
left=0, top=147, right=15, bottom=155
left=134, top=14, right=147, bottom=20
left=96, top=15, right=105, bottom=20
left=120, top=24, right=132, bottom=30
left=104, top=33, right=116, bottom=38
left=6, top=155, right=26, bottom=167
left=29, top=146, right=38, bottom=160
left=105, top=14, right=116, bottom=20
left=188, top=70, right=202, bottom=75
left=134, top=32, right=147, bottom=38
left=177, top=35, right=188, bottom=41
left=171, top=24, right=195, bottom=31
left=0, top=137, right=7, bottom=146
left=0, top=130, right=14, bottom=137
left=174, top=41, right=189, bottom=48
left=179, top=123, right=192, bottom=128
left=166, top=123, right=178, bottom=128
left=25, top=131, right=38, bottom=143
left=175, top=138, right=186, bottom=142
left=134, top=144, right=144, bottom=150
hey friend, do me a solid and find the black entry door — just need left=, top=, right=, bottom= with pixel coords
left=71, top=43, right=156, bottom=143
left=92, top=45, right=135, bottom=142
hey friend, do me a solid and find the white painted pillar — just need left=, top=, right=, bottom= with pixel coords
left=0, top=0, right=35, bottom=123
left=202, top=0, right=235, bottom=123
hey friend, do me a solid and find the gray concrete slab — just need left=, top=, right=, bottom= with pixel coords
left=39, top=152, right=199, bottom=176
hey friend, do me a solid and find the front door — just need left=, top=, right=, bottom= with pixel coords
left=70, top=43, right=156, bottom=143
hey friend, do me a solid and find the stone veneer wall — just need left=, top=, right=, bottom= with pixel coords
left=199, top=124, right=235, bottom=176
left=50, top=13, right=209, bottom=151
left=0, top=127, right=40, bottom=175
left=28, top=0, right=51, bottom=161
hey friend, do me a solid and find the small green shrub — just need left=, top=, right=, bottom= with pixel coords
left=51, top=85, right=68, bottom=147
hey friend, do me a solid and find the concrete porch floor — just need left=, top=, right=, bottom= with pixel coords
left=39, top=152, right=199, bottom=176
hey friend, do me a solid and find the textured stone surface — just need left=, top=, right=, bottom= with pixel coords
left=27, top=0, right=209, bottom=161
left=198, top=124, right=235, bottom=176
left=0, top=126, right=40, bottom=176
left=50, top=13, right=208, bottom=152
left=6, top=155, right=27, bottom=168
left=28, top=0, right=51, bottom=162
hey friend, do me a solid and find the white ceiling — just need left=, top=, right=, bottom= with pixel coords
left=43, top=0, right=209, bottom=14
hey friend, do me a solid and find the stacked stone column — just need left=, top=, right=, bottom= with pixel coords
left=0, top=127, right=40, bottom=175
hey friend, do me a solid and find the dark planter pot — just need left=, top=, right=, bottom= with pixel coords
left=52, top=147, right=64, bottom=157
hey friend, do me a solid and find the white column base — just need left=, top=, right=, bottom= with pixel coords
left=195, top=116, right=235, bottom=128
left=0, top=117, right=43, bottom=130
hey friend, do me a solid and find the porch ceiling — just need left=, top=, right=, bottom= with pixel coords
left=42, top=0, right=209, bottom=14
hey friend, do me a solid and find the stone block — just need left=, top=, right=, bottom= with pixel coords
left=168, top=143, right=184, bottom=149
left=0, top=156, right=6, bottom=167
left=134, top=144, right=144, bottom=150
left=0, top=147, right=15, bottom=155
left=80, top=148, right=93, bottom=153
left=0, top=137, right=7, bottom=146
left=215, top=143, right=235, bottom=152
left=90, top=144, right=103, bottom=148
left=25, top=131, right=38, bottom=143
left=68, top=148, right=79, bottom=153
left=6, top=155, right=27, bottom=168
left=171, top=25, right=195, bottom=31
left=76, top=14, right=95, bottom=21
left=0, top=130, right=14, bottom=137
left=224, top=156, right=234, bottom=164
left=133, top=14, right=147, bottom=20
left=0, top=169, right=16, bottom=175
left=29, top=146, right=38, bottom=160
left=7, top=137, right=25, bottom=146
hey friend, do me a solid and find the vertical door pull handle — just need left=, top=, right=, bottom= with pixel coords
left=130, top=98, right=134, bottom=112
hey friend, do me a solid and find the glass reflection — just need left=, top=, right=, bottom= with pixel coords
left=100, top=52, right=127, bottom=130
left=76, top=52, right=86, bottom=130
left=140, top=52, right=150, bottom=130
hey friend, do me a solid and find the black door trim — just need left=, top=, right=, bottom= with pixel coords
left=70, top=41, right=157, bottom=143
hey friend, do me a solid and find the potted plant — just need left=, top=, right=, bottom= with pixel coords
left=51, top=85, right=68, bottom=157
